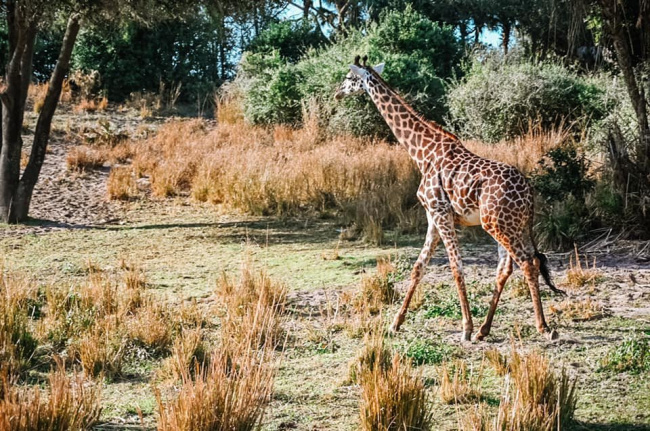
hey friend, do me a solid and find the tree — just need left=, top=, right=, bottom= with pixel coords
left=592, top=0, right=650, bottom=204
left=0, top=0, right=261, bottom=223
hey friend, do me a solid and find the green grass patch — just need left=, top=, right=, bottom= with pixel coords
left=403, top=339, right=457, bottom=366
left=599, top=333, right=650, bottom=374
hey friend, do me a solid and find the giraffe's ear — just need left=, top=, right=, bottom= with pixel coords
left=349, top=64, right=364, bottom=77
left=373, top=63, right=385, bottom=75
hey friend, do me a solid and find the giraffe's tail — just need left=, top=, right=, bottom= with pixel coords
left=534, top=250, right=566, bottom=296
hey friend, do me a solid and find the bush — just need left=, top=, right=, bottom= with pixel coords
left=246, top=20, right=327, bottom=63
left=236, top=6, right=462, bottom=136
left=531, top=145, right=595, bottom=249
left=72, top=18, right=221, bottom=101
left=238, top=51, right=303, bottom=125
left=447, top=56, right=608, bottom=142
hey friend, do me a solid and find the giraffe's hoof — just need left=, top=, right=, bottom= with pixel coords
left=461, top=330, right=472, bottom=343
left=473, top=331, right=488, bottom=342
left=545, top=329, right=559, bottom=341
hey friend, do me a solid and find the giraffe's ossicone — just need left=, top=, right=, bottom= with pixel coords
left=336, top=56, right=564, bottom=342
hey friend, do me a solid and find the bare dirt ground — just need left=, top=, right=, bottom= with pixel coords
left=2, top=108, right=650, bottom=430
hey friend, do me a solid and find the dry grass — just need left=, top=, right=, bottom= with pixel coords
left=471, top=347, right=579, bottom=431
left=126, top=298, right=173, bottom=354
left=465, top=123, right=568, bottom=174
left=20, top=152, right=29, bottom=169
left=215, top=94, right=244, bottom=125
left=566, top=246, right=605, bottom=289
left=66, top=145, right=107, bottom=171
left=73, top=317, right=126, bottom=378
left=358, top=351, right=431, bottom=431
left=157, top=260, right=283, bottom=431
left=485, top=348, right=509, bottom=376
left=107, top=166, right=138, bottom=200
left=34, top=267, right=166, bottom=379
left=458, top=403, right=492, bottom=431
left=30, top=83, right=49, bottom=114
left=0, top=270, right=38, bottom=377
left=348, top=327, right=392, bottom=384
left=73, top=97, right=108, bottom=113
left=506, top=276, right=529, bottom=299
left=0, top=359, right=102, bottom=431
left=129, top=118, right=420, bottom=238
left=215, top=263, right=287, bottom=349
left=550, top=297, right=606, bottom=321
left=161, top=327, right=209, bottom=381
left=156, top=342, right=275, bottom=431
left=354, top=257, right=398, bottom=315
left=438, top=359, right=482, bottom=404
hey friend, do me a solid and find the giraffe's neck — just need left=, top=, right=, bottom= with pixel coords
left=364, top=72, right=457, bottom=173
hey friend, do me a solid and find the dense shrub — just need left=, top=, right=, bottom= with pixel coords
left=238, top=51, right=303, bottom=125
left=246, top=20, right=327, bottom=63
left=531, top=145, right=595, bottom=249
left=447, top=56, right=608, bottom=142
left=72, top=19, right=224, bottom=101
left=236, top=6, right=462, bottom=136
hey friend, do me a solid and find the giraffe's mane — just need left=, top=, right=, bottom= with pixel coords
left=366, top=67, right=459, bottom=141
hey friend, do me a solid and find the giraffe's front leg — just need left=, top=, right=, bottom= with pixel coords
left=390, top=215, right=440, bottom=333
left=432, top=210, right=474, bottom=342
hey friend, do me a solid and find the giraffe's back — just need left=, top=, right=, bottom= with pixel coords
left=437, top=146, right=534, bottom=230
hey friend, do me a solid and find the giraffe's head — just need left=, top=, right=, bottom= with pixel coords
left=334, top=55, right=384, bottom=100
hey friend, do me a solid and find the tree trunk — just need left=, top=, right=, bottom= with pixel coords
left=502, top=22, right=511, bottom=55
left=600, top=1, right=650, bottom=175
left=9, top=15, right=81, bottom=223
left=0, top=7, right=37, bottom=223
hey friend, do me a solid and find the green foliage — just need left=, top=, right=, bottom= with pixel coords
left=600, top=334, right=650, bottom=374
left=237, top=6, right=462, bottom=135
left=531, top=145, right=595, bottom=249
left=404, top=339, right=456, bottom=365
left=247, top=20, right=327, bottom=63
left=72, top=18, right=225, bottom=101
left=447, top=56, right=608, bottom=142
left=532, top=145, right=595, bottom=202
left=239, top=51, right=303, bottom=125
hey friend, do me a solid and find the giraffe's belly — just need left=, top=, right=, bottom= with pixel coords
left=456, top=208, right=482, bottom=226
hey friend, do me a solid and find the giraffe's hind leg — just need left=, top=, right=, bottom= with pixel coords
left=507, top=238, right=558, bottom=340
left=474, top=244, right=513, bottom=341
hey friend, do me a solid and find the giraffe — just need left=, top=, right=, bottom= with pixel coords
left=335, top=56, right=565, bottom=342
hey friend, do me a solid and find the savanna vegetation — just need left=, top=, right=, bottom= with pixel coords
left=1, top=0, right=649, bottom=430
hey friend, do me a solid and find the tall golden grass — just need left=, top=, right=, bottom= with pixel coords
left=353, top=327, right=431, bottom=431
left=465, top=123, right=569, bottom=174
left=0, top=270, right=38, bottom=377
left=462, top=346, right=579, bottom=431
left=157, top=261, right=285, bottom=430
left=438, top=359, right=482, bottom=404
left=0, top=360, right=101, bottom=431
left=129, top=111, right=420, bottom=243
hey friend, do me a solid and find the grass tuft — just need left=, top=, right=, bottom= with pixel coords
left=549, top=298, right=606, bottom=321
left=157, top=260, right=283, bottom=431
left=66, top=146, right=106, bottom=171
left=358, top=349, right=431, bottom=431
left=566, top=246, right=605, bottom=289
left=107, top=166, right=138, bottom=200
left=438, top=359, right=482, bottom=404
left=0, top=358, right=102, bottom=431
